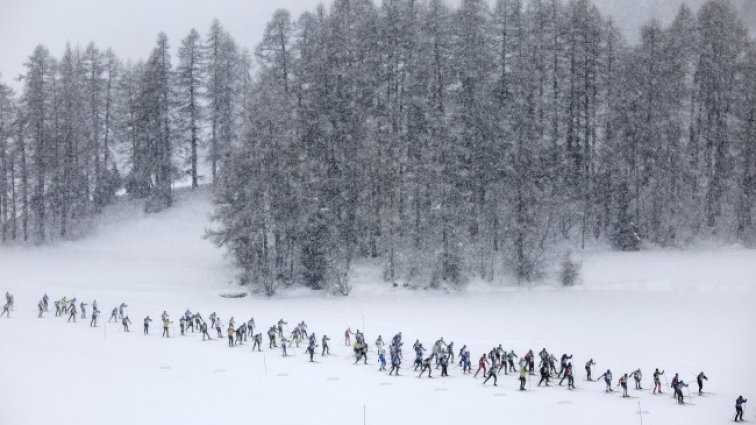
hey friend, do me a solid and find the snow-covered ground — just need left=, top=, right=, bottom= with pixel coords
left=1, top=188, right=754, bottom=425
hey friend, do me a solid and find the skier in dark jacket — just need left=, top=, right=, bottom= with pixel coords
left=143, top=316, right=152, bottom=334
left=90, top=306, right=100, bottom=327
left=735, top=396, right=747, bottom=422
left=558, top=354, right=572, bottom=378
left=618, top=373, right=630, bottom=398
left=321, top=335, right=330, bottom=356
left=389, top=351, right=401, bottom=376
left=653, top=369, right=665, bottom=394
left=598, top=369, right=613, bottom=392
left=483, top=362, right=499, bottom=386
left=109, top=307, right=118, bottom=323
left=268, top=326, right=277, bottom=348
left=507, top=350, right=518, bottom=373
left=413, top=342, right=425, bottom=371
left=306, top=336, right=318, bottom=362
left=538, top=363, right=551, bottom=386
left=67, top=303, right=77, bottom=322
left=585, top=359, right=596, bottom=381
left=200, top=321, right=212, bottom=340
left=252, top=333, right=262, bottom=351
left=418, top=356, right=433, bottom=378
left=696, top=372, right=708, bottom=395
left=439, top=354, right=449, bottom=377
left=122, top=316, right=132, bottom=332
left=179, top=317, right=186, bottom=335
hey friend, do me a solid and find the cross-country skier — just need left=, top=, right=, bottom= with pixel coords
left=585, top=359, right=596, bottom=381
left=735, top=396, right=747, bottom=422
left=215, top=318, right=224, bottom=339
left=247, top=318, right=255, bottom=338
left=268, top=326, right=277, bottom=348
left=618, top=373, right=630, bottom=397
left=122, top=316, right=132, bottom=332
left=538, top=363, right=551, bottom=386
left=109, top=307, right=118, bottom=323
left=389, top=350, right=401, bottom=376
left=42, top=294, right=49, bottom=311
left=461, top=350, right=472, bottom=374
left=67, top=303, right=77, bottom=322
left=696, top=372, right=708, bottom=395
left=90, top=305, right=100, bottom=327
left=558, top=354, right=573, bottom=378
left=80, top=301, right=87, bottom=319
left=236, top=323, right=246, bottom=346
left=418, top=356, right=433, bottom=378
left=413, top=341, right=425, bottom=370
left=630, top=369, right=642, bottom=390
left=442, top=341, right=453, bottom=363
left=673, top=376, right=688, bottom=405
left=321, top=335, right=330, bottom=356
left=227, top=325, right=236, bottom=348
left=162, top=317, right=171, bottom=338
left=519, top=365, right=528, bottom=391
left=526, top=350, right=535, bottom=375
left=179, top=317, right=186, bottom=335
left=252, top=333, right=262, bottom=351
left=277, top=319, right=287, bottom=338
left=378, top=346, right=387, bottom=371
left=375, top=335, right=385, bottom=353
left=354, top=340, right=368, bottom=365
left=439, top=353, right=450, bottom=377
left=653, top=369, right=665, bottom=394
left=306, top=336, right=317, bottom=362
left=118, top=302, right=127, bottom=320
left=298, top=321, right=308, bottom=339
left=200, top=320, right=212, bottom=340
left=144, top=316, right=152, bottom=335
left=484, top=361, right=499, bottom=386
left=37, top=300, right=44, bottom=318
left=345, top=327, right=353, bottom=346
left=671, top=373, right=680, bottom=395
left=507, top=350, right=518, bottom=373
left=161, top=310, right=169, bottom=322
left=560, top=362, right=575, bottom=389
left=5, top=292, right=13, bottom=311
left=431, top=338, right=447, bottom=366
left=475, top=353, right=488, bottom=378
left=598, top=369, right=613, bottom=392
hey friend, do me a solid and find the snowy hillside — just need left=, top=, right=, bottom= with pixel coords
left=0, top=188, right=754, bottom=425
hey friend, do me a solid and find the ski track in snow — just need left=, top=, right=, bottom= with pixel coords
left=0, top=188, right=754, bottom=425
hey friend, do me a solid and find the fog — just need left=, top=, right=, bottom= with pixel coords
left=0, top=0, right=754, bottom=89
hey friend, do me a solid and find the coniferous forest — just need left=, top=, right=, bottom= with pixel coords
left=0, top=0, right=753, bottom=295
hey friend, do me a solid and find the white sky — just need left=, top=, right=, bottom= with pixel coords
left=0, top=0, right=754, bottom=90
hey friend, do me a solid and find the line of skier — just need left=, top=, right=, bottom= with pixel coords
left=14, top=292, right=746, bottom=418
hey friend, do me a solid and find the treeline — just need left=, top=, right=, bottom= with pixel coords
left=0, top=21, right=249, bottom=243
left=211, top=0, right=755, bottom=295
left=0, top=1, right=753, bottom=296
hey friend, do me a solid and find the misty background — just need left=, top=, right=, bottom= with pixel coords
left=1, top=0, right=754, bottom=89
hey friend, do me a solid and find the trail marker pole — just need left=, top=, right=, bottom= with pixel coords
left=636, top=401, right=649, bottom=425
left=363, top=404, right=366, bottom=425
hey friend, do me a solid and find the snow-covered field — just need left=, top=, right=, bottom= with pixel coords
left=1, top=188, right=754, bottom=425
